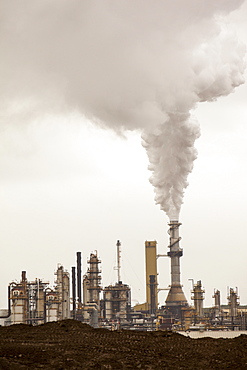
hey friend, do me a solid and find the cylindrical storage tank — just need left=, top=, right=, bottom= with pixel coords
left=11, top=288, right=26, bottom=324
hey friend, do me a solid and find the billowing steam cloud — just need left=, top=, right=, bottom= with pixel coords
left=0, top=0, right=246, bottom=220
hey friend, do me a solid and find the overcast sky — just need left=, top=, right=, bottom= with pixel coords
left=0, top=1, right=247, bottom=309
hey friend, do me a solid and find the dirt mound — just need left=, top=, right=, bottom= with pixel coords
left=0, top=320, right=246, bottom=369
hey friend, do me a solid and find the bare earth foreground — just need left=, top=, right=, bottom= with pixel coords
left=0, top=320, right=246, bottom=369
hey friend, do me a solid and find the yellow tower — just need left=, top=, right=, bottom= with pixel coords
left=145, top=241, right=158, bottom=313
left=134, top=241, right=158, bottom=313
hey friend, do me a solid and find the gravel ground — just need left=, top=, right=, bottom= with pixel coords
left=0, top=319, right=246, bottom=369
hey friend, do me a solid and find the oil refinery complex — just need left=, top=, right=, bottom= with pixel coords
left=0, top=221, right=246, bottom=331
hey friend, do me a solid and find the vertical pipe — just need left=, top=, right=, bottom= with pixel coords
left=77, top=252, right=82, bottom=303
left=149, top=275, right=156, bottom=315
left=21, top=270, right=28, bottom=323
left=116, top=240, right=121, bottom=283
left=37, top=279, right=40, bottom=321
left=72, top=266, right=76, bottom=319
left=43, top=289, right=46, bottom=323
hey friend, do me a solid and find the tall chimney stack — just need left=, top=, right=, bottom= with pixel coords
left=165, top=221, right=187, bottom=313
left=71, top=266, right=76, bottom=319
left=77, top=252, right=82, bottom=303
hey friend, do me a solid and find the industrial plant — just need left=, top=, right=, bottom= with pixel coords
left=1, top=223, right=246, bottom=332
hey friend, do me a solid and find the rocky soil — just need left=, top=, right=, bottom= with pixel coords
left=0, top=320, right=246, bottom=369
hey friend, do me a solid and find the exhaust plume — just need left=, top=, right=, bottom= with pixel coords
left=0, top=1, right=245, bottom=220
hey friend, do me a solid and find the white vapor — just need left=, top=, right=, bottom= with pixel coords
left=0, top=0, right=246, bottom=220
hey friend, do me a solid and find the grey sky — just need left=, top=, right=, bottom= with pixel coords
left=0, top=1, right=247, bottom=308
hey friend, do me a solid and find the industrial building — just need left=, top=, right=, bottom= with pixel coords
left=132, top=221, right=247, bottom=331
left=102, top=241, right=131, bottom=326
left=1, top=225, right=247, bottom=331
left=2, top=265, right=70, bottom=326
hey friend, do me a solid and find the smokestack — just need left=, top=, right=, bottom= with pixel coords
left=71, top=266, right=76, bottom=319
left=77, top=252, right=82, bottom=303
left=165, top=221, right=187, bottom=312
left=21, top=271, right=26, bottom=283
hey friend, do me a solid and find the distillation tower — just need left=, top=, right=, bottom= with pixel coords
left=165, top=221, right=188, bottom=315
left=212, top=289, right=221, bottom=317
left=228, top=288, right=239, bottom=319
left=191, top=280, right=205, bottom=318
left=83, top=252, right=102, bottom=308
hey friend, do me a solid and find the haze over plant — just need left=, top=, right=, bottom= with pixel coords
left=1, top=0, right=246, bottom=220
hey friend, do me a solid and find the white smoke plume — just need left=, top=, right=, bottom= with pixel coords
left=0, top=0, right=246, bottom=220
